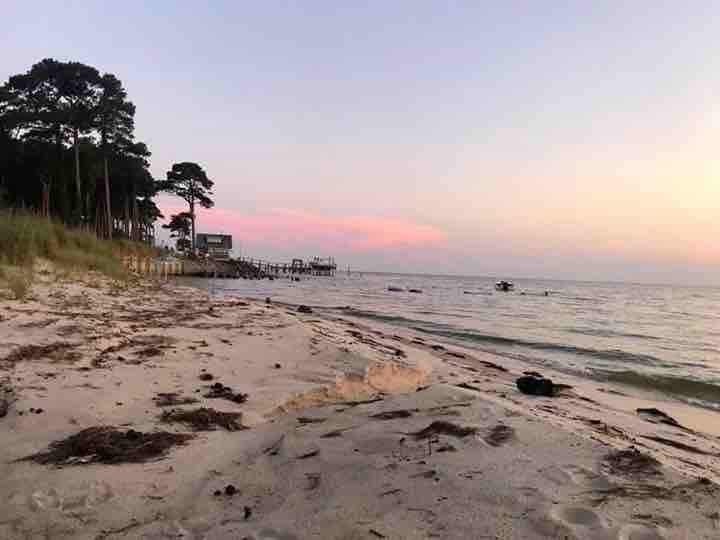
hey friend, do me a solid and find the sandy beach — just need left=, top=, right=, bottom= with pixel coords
left=2, top=271, right=719, bottom=540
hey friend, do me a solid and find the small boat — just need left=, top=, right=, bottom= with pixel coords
left=494, top=280, right=515, bottom=292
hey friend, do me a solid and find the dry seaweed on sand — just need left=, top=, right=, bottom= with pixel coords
left=160, top=407, right=245, bottom=431
left=636, top=407, right=687, bottom=430
left=203, top=382, right=249, bottom=404
left=640, top=435, right=717, bottom=456
left=153, top=392, right=199, bottom=407
left=1, top=342, right=80, bottom=366
left=484, top=424, right=515, bottom=447
left=370, top=409, right=417, bottom=420
left=20, top=427, right=193, bottom=465
left=411, top=421, right=478, bottom=439
left=603, top=448, right=662, bottom=476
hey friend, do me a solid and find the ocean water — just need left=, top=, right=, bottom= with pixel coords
left=194, top=273, right=720, bottom=410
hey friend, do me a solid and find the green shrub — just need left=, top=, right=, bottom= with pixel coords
left=0, top=211, right=156, bottom=284
left=0, top=266, right=33, bottom=299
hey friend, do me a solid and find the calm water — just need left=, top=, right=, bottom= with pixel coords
left=194, top=273, right=720, bottom=410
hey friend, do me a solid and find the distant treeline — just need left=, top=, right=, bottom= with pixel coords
left=0, top=59, right=161, bottom=241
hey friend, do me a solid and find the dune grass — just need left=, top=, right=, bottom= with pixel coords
left=0, top=211, right=156, bottom=298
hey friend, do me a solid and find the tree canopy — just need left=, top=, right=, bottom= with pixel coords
left=0, top=58, right=162, bottom=242
left=159, top=162, right=214, bottom=250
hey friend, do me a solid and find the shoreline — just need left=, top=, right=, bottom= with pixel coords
left=1, top=271, right=719, bottom=539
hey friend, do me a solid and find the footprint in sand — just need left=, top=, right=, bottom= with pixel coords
left=562, top=464, right=614, bottom=490
left=617, top=523, right=666, bottom=540
left=551, top=505, right=611, bottom=539
left=28, top=481, right=113, bottom=512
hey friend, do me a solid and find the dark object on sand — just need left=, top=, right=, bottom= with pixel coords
left=203, top=382, right=249, bottom=404
left=224, top=484, right=238, bottom=496
left=484, top=424, right=515, bottom=447
left=516, top=375, right=566, bottom=397
left=412, top=421, right=478, bottom=439
left=297, top=416, right=326, bottom=424
left=274, top=363, right=282, bottom=369
left=265, top=297, right=271, bottom=304
left=21, top=426, right=193, bottom=465
left=199, top=373, right=214, bottom=381
left=297, top=305, right=313, bottom=314
left=370, top=409, right=416, bottom=420
left=408, top=289, right=423, bottom=294
left=160, top=407, right=245, bottom=431
left=243, top=505, right=252, bottom=519
left=153, top=392, right=199, bottom=407
left=0, top=398, right=9, bottom=418
left=636, top=408, right=684, bottom=429
left=213, top=489, right=222, bottom=496
left=387, top=286, right=404, bottom=292
left=604, top=448, right=662, bottom=476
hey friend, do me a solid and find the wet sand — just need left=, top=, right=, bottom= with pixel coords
left=1, top=271, right=719, bottom=539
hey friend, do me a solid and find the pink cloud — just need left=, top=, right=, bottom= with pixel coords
left=159, top=205, right=445, bottom=252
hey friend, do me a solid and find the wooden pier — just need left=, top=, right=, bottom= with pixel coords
left=237, top=256, right=337, bottom=277
left=126, top=255, right=337, bottom=279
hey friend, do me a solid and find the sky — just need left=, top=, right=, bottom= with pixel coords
left=2, top=1, right=719, bottom=284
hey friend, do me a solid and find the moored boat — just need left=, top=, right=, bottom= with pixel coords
left=494, top=280, right=514, bottom=292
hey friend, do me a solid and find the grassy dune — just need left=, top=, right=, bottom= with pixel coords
left=0, top=212, right=155, bottom=298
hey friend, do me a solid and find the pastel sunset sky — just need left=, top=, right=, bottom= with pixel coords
left=3, top=2, right=719, bottom=283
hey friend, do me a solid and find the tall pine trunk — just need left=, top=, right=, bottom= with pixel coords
left=73, top=129, right=81, bottom=224
left=189, top=199, right=196, bottom=252
left=103, top=155, right=112, bottom=238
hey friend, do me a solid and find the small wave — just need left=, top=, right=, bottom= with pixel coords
left=593, top=369, right=720, bottom=406
left=417, top=328, right=672, bottom=368
left=565, top=327, right=662, bottom=341
left=340, top=308, right=673, bottom=368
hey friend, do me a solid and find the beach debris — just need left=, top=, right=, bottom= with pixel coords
left=446, top=351, right=466, bottom=359
left=274, top=363, right=282, bottom=369
left=380, top=488, right=403, bottom=497
left=203, top=382, right=249, bottom=404
left=225, top=484, right=238, bottom=496
left=484, top=424, right=515, bottom=447
left=369, top=529, right=386, bottom=539
left=305, top=472, right=321, bottom=490
left=604, top=448, right=662, bottom=476
left=297, top=416, right=326, bottom=424
left=636, top=408, right=685, bottom=429
left=152, top=392, right=199, bottom=407
left=387, top=286, right=404, bottom=292
left=295, top=449, right=320, bottom=460
left=411, top=421, right=478, bottom=439
left=199, top=372, right=214, bottom=381
left=244, top=505, right=252, bottom=519
left=0, top=399, right=8, bottom=418
left=160, top=407, right=245, bottom=431
left=436, top=442, right=457, bottom=452
left=408, top=289, right=423, bottom=294
left=516, top=374, right=571, bottom=397
left=265, top=297, right=271, bottom=304
left=264, top=435, right=285, bottom=455
left=455, top=382, right=483, bottom=392
left=370, top=409, right=416, bottom=420
left=21, top=427, right=193, bottom=465
left=297, top=305, right=313, bottom=314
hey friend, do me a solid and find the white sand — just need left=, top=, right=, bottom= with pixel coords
left=1, top=271, right=719, bottom=539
